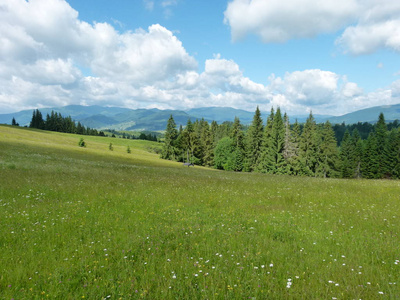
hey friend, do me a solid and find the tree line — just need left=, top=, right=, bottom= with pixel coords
left=29, top=109, right=101, bottom=136
left=26, top=109, right=158, bottom=141
left=161, top=107, right=400, bottom=179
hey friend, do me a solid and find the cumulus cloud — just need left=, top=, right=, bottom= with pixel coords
left=1, top=0, right=399, bottom=118
left=266, top=69, right=400, bottom=116
left=224, top=0, right=359, bottom=43
left=224, top=0, right=400, bottom=54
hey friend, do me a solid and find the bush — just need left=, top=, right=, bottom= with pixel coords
left=78, top=138, right=86, bottom=147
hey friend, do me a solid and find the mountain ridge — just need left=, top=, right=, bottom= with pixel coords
left=1, top=104, right=399, bottom=131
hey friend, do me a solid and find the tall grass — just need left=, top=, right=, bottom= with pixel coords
left=1, top=125, right=399, bottom=299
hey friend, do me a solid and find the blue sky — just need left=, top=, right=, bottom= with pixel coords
left=1, top=0, right=400, bottom=116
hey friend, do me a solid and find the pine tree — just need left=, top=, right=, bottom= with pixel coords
left=230, top=117, right=244, bottom=150
left=229, top=117, right=244, bottom=171
left=339, top=130, right=354, bottom=178
left=244, top=106, right=264, bottom=171
left=352, top=129, right=363, bottom=178
left=384, top=129, right=400, bottom=178
left=375, top=112, right=388, bottom=177
left=316, top=121, right=339, bottom=178
left=362, top=132, right=379, bottom=178
left=299, top=112, right=319, bottom=176
left=257, top=108, right=274, bottom=172
left=161, top=115, right=178, bottom=160
left=259, top=107, right=285, bottom=174
left=287, top=120, right=301, bottom=175
left=200, top=120, right=214, bottom=166
left=183, top=119, right=198, bottom=164
left=29, top=109, right=44, bottom=129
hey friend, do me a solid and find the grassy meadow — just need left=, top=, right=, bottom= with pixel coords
left=1, top=125, right=399, bottom=299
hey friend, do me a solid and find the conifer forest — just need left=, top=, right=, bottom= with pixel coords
left=161, top=107, right=400, bottom=179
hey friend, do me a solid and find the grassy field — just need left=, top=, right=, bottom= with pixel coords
left=1, top=125, right=399, bottom=299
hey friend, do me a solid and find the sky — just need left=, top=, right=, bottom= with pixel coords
left=1, top=0, right=400, bottom=116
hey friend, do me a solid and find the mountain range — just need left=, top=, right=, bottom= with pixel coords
left=1, top=104, right=400, bottom=131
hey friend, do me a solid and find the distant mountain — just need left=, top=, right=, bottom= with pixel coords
left=0, top=105, right=131, bottom=128
left=187, top=107, right=255, bottom=124
left=1, top=103, right=399, bottom=131
left=325, top=104, right=400, bottom=124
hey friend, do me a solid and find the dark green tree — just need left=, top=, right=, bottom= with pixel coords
left=316, top=121, right=339, bottom=178
left=161, top=115, right=178, bottom=160
left=214, top=137, right=235, bottom=170
left=29, top=109, right=45, bottom=129
left=362, top=132, right=379, bottom=179
left=298, top=112, right=319, bottom=176
left=259, top=107, right=285, bottom=174
left=352, top=129, right=363, bottom=178
left=339, top=130, right=354, bottom=178
left=11, top=117, right=19, bottom=126
left=244, top=106, right=264, bottom=171
left=375, top=112, right=388, bottom=177
left=383, top=129, right=400, bottom=178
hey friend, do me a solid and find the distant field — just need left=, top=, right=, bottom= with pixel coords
left=1, top=125, right=399, bottom=299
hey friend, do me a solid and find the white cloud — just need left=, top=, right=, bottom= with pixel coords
left=270, top=70, right=340, bottom=105
left=337, top=19, right=400, bottom=54
left=1, top=0, right=399, bottom=118
left=265, top=69, right=400, bottom=116
left=224, top=0, right=400, bottom=54
left=224, top=0, right=359, bottom=43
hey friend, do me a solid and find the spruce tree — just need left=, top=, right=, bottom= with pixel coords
left=201, top=123, right=214, bottom=166
left=230, top=117, right=244, bottom=150
left=259, top=107, right=285, bottom=174
left=287, top=120, right=301, bottom=175
left=362, top=132, right=379, bottom=178
left=244, top=106, right=263, bottom=171
left=316, top=121, right=339, bottom=178
left=161, top=115, right=178, bottom=160
left=384, top=129, right=400, bottom=178
left=352, top=129, right=363, bottom=178
left=375, top=113, right=388, bottom=177
left=229, top=117, right=244, bottom=171
left=29, top=109, right=44, bottom=129
left=299, top=112, right=319, bottom=176
left=183, top=119, right=197, bottom=164
left=339, top=130, right=354, bottom=178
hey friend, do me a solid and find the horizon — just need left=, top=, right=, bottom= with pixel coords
left=1, top=0, right=400, bottom=116
left=3, top=102, right=400, bottom=120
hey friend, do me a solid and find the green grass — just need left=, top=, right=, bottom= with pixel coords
left=1, top=125, right=399, bottom=299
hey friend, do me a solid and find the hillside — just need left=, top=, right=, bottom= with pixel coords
left=1, top=124, right=399, bottom=299
left=326, top=103, right=400, bottom=124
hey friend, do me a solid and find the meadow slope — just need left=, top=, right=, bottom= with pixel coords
left=0, top=125, right=399, bottom=299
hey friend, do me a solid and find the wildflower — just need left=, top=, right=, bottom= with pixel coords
left=269, top=263, right=274, bottom=267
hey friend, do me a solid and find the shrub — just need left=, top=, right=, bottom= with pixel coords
left=78, top=138, right=86, bottom=147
